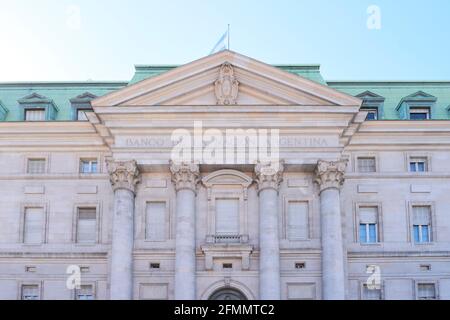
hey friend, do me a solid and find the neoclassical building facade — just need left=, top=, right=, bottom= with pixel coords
left=1, top=51, right=450, bottom=300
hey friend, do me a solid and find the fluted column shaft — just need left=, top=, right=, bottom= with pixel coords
left=255, top=162, right=284, bottom=300
left=315, top=160, right=347, bottom=300
left=107, top=160, right=140, bottom=300
left=171, top=162, right=200, bottom=300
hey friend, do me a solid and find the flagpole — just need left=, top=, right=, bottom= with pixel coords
left=228, top=24, right=230, bottom=50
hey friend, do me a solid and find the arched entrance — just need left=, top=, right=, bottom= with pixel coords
left=209, top=288, right=248, bottom=301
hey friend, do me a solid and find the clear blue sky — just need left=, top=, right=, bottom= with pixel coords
left=1, top=0, right=449, bottom=82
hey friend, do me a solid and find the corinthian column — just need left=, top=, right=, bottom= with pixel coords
left=170, top=162, right=200, bottom=300
left=255, top=161, right=284, bottom=300
left=315, top=159, right=347, bottom=300
left=107, top=160, right=140, bottom=300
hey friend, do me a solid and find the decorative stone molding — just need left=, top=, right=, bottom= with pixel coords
left=255, top=161, right=285, bottom=193
left=314, top=159, right=348, bottom=193
left=215, top=63, right=239, bottom=105
left=107, top=160, right=141, bottom=193
left=201, top=244, right=253, bottom=271
left=170, top=161, right=200, bottom=193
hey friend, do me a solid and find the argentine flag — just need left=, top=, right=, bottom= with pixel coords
left=210, top=29, right=229, bottom=55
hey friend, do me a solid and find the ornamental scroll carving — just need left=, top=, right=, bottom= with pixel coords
left=107, top=160, right=141, bottom=193
left=215, top=63, right=239, bottom=105
left=255, top=161, right=285, bottom=193
left=170, top=161, right=200, bottom=193
left=314, top=159, right=348, bottom=192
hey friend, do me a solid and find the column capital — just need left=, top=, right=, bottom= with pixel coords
left=107, top=160, right=141, bottom=193
left=255, top=161, right=284, bottom=193
left=315, top=159, right=347, bottom=193
left=170, top=161, right=200, bottom=193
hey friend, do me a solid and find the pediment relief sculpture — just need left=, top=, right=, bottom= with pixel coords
left=215, top=63, right=239, bottom=105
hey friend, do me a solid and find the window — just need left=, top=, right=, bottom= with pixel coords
left=410, top=107, right=430, bottom=120
left=25, top=266, right=36, bottom=273
left=75, top=285, right=94, bottom=300
left=287, top=201, right=309, bottom=240
left=295, top=262, right=306, bottom=270
left=359, top=207, right=379, bottom=244
left=23, top=208, right=44, bottom=244
left=80, top=266, right=90, bottom=273
left=363, top=108, right=378, bottom=120
left=146, top=202, right=166, bottom=241
left=80, top=159, right=98, bottom=174
left=412, top=206, right=432, bottom=244
left=25, top=109, right=46, bottom=121
left=215, top=198, right=240, bottom=237
left=27, top=159, right=46, bottom=174
left=21, top=285, right=40, bottom=300
left=356, top=91, right=385, bottom=120
left=417, top=283, right=436, bottom=300
left=363, top=284, right=382, bottom=300
left=409, top=157, right=428, bottom=172
left=357, top=157, right=376, bottom=173
left=222, top=263, right=233, bottom=269
left=150, top=263, right=160, bottom=270
left=70, top=92, right=97, bottom=121
left=76, top=208, right=97, bottom=244
left=77, top=109, right=91, bottom=121
left=420, top=265, right=431, bottom=272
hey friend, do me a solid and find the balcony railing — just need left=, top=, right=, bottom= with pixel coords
left=206, top=234, right=249, bottom=244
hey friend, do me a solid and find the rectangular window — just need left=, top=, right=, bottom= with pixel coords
left=417, top=283, right=436, bottom=300
left=23, top=208, right=44, bottom=244
left=410, top=107, right=430, bottom=120
left=363, top=285, right=382, bottom=300
left=25, top=109, right=45, bottom=121
left=80, top=159, right=98, bottom=174
left=363, top=108, right=378, bottom=120
left=412, top=206, right=432, bottom=243
left=357, top=157, right=376, bottom=173
left=27, top=159, right=46, bottom=174
left=215, top=198, right=240, bottom=236
left=287, top=201, right=309, bottom=240
left=359, top=207, right=379, bottom=244
left=21, top=285, right=40, bottom=300
left=76, top=208, right=97, bottom=244
left=409, top=157, right=428, bottom=172
left=145, top=202, right=166, bottom=241
left=77, top=109, right=91, bottom=121
left=75, top=285, right=94, bottom=300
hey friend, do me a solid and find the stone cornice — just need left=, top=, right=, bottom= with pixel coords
left=107, top=160, right=141, bottom=193
left=255, top=161, right=285, bottom=193
left=315, top=159, right=347, bottom=193
left=170, top=161, right=200, bottom=193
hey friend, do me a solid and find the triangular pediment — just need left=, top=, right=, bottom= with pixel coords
left=70, top=92, right=98, bottom=103
left=92, top=51, right=361, bottom=107
left=404, top=91, right=437, bottom=100
left=19, top=93, right=51, bottom=103
left=356, top=91, right=385, bottom=100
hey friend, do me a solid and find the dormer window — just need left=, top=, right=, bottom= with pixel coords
left=365, top=109, right=378, bottom=120
left=76, top=109, right=92, bottom=121
left=397, top=91, right=436, bottom=120
left=70, top=92, right=97, bottom=121
left=409, top=107, right=430, bottom=120
left=25, top=108, right=46, bottom=121
left=18, top=93, right=58, bottom=121
left=356, top=91, right=385, bottom=121
left=0, top=100, right=8, bottom=121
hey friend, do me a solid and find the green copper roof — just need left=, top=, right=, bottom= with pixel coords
left=0, top=64, right=449, bottom=121
left=0, top=82, right=126, bottom=121
left=328, top=81, right=450, bottom=120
